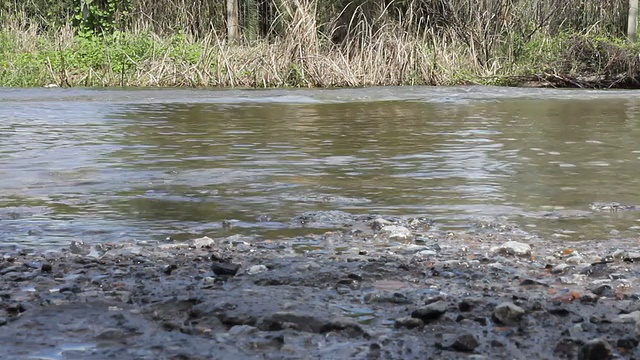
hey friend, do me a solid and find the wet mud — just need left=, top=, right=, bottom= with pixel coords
left=1, top=211, right=640, bottom=359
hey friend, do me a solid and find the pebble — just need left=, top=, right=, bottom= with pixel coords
left=566, top=254, right=585, bottom=264
left=492, top=302, right=525, bottom=324
left=247, top=265, right=267, bottom=275
left=192, top=236, right=215, bottom=248
left=551, top=263, right=571, bottom=274
left=578, top=338, right=613, bottom=360
left=372, top=218, right=393, bottom=230
left=40, top=263, right=52, bottom=273
left=394, top=317, right=424, bottom=329
left=211, top=262, right=241, bottom=276
left=451, top=333, right=480, bottom=352
left=490, top=241, right=531, bottom=257
left=591, top=284, right=615, bottom=297
left=380, top=225, right=413, bottom=241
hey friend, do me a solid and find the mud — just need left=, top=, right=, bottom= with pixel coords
left=1, top=211, right=640, bottom=359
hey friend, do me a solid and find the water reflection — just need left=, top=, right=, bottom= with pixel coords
left=1, top=88, right=640, bottom=246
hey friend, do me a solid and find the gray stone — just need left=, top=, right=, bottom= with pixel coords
left=411, top=300, right=447, bottom=322
left=451, top=333, right=479, bottom=352
left=394, top=317, right=424, bottom=329
left=566, top=254, right=585, bottom=264
left=490, top=241, right=531, bottom=257
left=372, top=218, right=394, bottom=230
left=380, top=225, right=413, bottom=241
left=211, top=262, right=240, bottom=276
left=96, top=328, right=127, bottom=340
left=364, top=291, right=411, bottom=304
left=616, top=311, right=640, bottom=324
left=493, top=302, right=525, bottom=324
left=192, top=236, right=215, bottom=248
left=247, top=265, right=267, bottom=275
left=69, top=241, right=91, bottom=255
left=591, top=284, right=615, bottom=297
left=551, top=263, right=571, bottom=274
left=578, top=338, right=613, bottom=360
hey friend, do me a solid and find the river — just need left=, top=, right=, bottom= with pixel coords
left=1, top=86, right=640, bottom=246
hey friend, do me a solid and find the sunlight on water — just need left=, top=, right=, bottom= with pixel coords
left=1, top=87, right=640, bottom=245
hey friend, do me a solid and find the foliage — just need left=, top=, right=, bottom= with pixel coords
left=72, top=0, right=131, bottom=38
left=0, top=0, right=637, bottom=88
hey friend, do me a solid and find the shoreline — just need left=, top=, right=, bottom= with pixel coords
left=1, top=212, right=639, bottom=359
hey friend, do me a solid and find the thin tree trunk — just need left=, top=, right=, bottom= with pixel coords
left=629, top=0, right=638, bottom=42
left=227, top=0, right=239, bottom=41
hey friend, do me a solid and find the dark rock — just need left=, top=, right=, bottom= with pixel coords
left=411, top=300, right=447, bottom=322
left=617, top=337, right=639, bottom=350
left=0, top=266, right=21, bottom=275
left=520, top=279, right=548, bottom=287
left=69, top=241, right=91, bottom=255
left=458, top=297, right=482, bottom=312
left=581, top=264, right=609, bottom=278
left=554, top=338, right=577, bottom=358
left=493, top=302, right=525, bottom=324
left=211, top=262, right=240, bottom=276
left=591, top=284, right=615, bottom=297
left=163, top=264, right=178, bottom=275
left=40, top=263, right=52, bottom=272
left=549, top=307, right=571, bottom=316
left=96, top=328, right=127, bottom=340
left=320, top=320, right=368, bottom=338
left=394, top=317, right=424, bottom=329
left=579, top=294, right=598, bottom=304
left=364, top=291, right=411, bottom=304
left=451, top=333, right=479, bottom=352
left=474, top=317, right=488, bottom=326
left=608, top=273, right=626, bottom=280
left=578, top=338, right=613, bottom=360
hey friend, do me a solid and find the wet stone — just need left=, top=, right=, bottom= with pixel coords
left=554, top=338, right=577, bottom=358
left=69, top=241, right=91, bottom=255
left=211, top=262, right=241, bottom=276
left=591, top=284, right=615, bottom=297
left=411, top=300, right=447, bottom=322
left=40, top=263, right=52, bottom=273
left=96, top=328, right=127, bottom=340
left=458, top=298, right=482, bottom=312
left=364, top=291, right=411, bottom=304
left=493, top=302, right=525, bottom=325
left=163, top=264, right=177, bottom=275
left=451, top=333, right=480, bottom=352
left=617, top=336, right=639, bottom=350
left=247, top=265, right=267, bottom=275
left=394, top=317, right=424, bottom=329
left=380, top=225, right=413, bottom=241
left=192, top=236, right=215, bottom=248
left=578, top=338, right=613, bottom=360
left=490, top=241, right=531, bottom=257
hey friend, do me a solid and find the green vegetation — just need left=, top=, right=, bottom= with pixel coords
left=0, top=0, right=639, bottom=88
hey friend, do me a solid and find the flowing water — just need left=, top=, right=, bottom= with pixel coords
left=1, top=86, right=640, bottom=246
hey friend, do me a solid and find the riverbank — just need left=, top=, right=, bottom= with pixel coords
left=2, top=21, right=639, bottom=89
left=1, top=211, right=640, bottom=359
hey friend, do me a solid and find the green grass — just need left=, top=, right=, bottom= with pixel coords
left=0, top=21, right=637, bottom=88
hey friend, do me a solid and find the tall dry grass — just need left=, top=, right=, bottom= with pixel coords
left=0, top=0, right=636, bottom=87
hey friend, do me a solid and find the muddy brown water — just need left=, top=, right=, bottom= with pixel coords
left=1, top=86, right=640, bottom=247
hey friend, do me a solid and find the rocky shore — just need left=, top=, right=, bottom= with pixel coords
left=1, top=211, right=639, bottom=359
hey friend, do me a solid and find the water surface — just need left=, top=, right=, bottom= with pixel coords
left=1, top=87, right=640, bottom=246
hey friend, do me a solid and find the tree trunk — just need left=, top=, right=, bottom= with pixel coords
left=629, top=0, right=638, bottom=42
left=227, top=0, right=239, bottom=41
